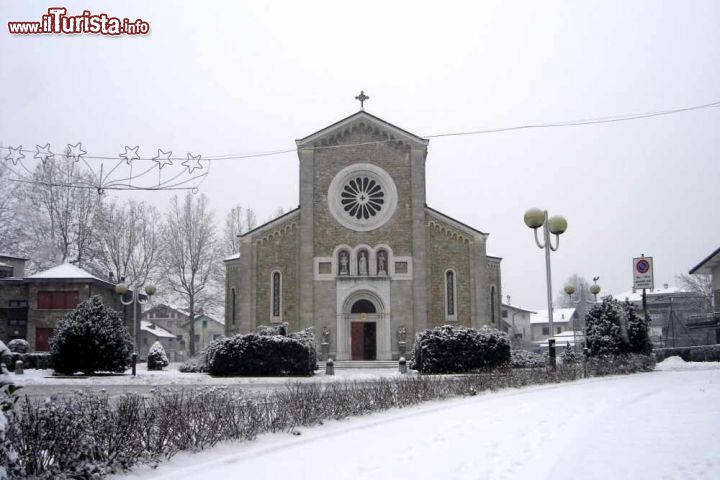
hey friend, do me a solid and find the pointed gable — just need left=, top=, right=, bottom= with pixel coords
left=295, top=111, right=429, bottom=150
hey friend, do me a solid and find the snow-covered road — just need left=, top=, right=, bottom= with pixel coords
left=117, top=367, right=720, bottom=480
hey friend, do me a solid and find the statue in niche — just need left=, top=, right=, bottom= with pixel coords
left=377, top=251, right=387, bottom=275
left=397, top=325, right=407, bottom=343
left=339, top=251, right=349, bottom=275
left=321, top=325, right=330, bottom=344
left=358, top=251, right=368, bottom=276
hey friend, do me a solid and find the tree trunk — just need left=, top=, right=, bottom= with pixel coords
left=189, top=296, right=196, bottom=357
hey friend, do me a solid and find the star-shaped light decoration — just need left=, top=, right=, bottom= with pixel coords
left=34, top=144, right=54, bottom=163
left=182, top=153, right=203, bottom=174
left=152, top=149, right=173, bottom=169
left=66, top=142, right=87, bottom=162
left=4, top=145, right=25, bottom=165
left=119, top=145, right=141, bottom=165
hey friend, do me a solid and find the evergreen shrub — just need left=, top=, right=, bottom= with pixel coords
left=50, top=295, right=133, bottom=375
left=207, top=330, right=316, bottom=376
left=147, top=341, right=169, bottom=371
left=410, top=325, right=511, bottom=374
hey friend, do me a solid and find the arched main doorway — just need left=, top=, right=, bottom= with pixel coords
left=349, top=298, right=377, bottom=360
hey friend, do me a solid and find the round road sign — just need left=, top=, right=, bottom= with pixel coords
left=636, top=259, right=650, bottom=274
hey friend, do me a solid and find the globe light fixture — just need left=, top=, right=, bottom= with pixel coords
left=563, top=284, right=576, bottom=296
left=115, top=283, right=129, bottom=295
left=523, top=208, right=568, bottom=368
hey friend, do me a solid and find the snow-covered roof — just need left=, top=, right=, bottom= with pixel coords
left=224, top=252, right=241, bottom=261
left=611, top=285, right=689, bottom=303
left=140, top=321, right=177, bottom=339
left=502, top=303, right=537, bottom=314
left=27, top=263, right=106, bottom=282
left=530, top=308, right=576, bottom=324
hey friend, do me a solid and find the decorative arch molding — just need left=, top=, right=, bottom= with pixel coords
left=427, top=220, right=472, bottom=244
left=312, top=121, right=413, bottom=152
left=336, top=283, right=392, bottom=361
left=256, top=222, right=297, bottom=246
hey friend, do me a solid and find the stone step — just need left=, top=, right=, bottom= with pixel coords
left=321, top=360, right=399, bottom=369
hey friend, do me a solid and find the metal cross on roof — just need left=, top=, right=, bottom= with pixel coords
left=355, top=90, right=369, bottom=109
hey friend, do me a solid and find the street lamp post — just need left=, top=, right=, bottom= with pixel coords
left=115, top=283, right=157, bottom=376
left=590, top=277, right=601, bottom=303
left=524, top=208, right=567, bottom=369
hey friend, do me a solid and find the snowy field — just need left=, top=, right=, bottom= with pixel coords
left=112, top=358, right=720, bottom=480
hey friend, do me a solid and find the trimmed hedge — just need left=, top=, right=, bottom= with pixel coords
left=206, top=333, right=316, bottom=376
left=410, top=325, right=511, bottom=374
left=2, top=353, right=52, bottom=371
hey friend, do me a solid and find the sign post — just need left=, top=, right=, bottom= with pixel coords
left=633, top=255, right=654, bottom=323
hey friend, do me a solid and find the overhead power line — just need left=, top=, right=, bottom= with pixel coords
left=2, top=99, right=719, bottom=162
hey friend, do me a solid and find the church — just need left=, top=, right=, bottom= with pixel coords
left=225, top=100, right=502, bottom=361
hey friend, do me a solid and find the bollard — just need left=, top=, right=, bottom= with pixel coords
left=132, top=352, right=138, bottom=376
left=15, top=360, right=24, bottom=375
left=325, top=358, right=334, bottom=376
left=548, top=338, right=556, bottom=370
left=399, top=357, right=407, bottom=374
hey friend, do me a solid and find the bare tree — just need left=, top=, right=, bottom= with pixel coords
left=0, top=165, right=23, bottom=254
left=95, top=199, right=161, bottom=287
left=159, top=193, right=221, bottom=356
left=23, top=154, right=102, bottom=270
left=676, top=273, right=713, bottom=312
left=223, top=204, right=257, bottom=255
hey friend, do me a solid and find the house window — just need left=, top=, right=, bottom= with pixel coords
left=271, top=270, right=282, bottom=322
left=202, top=319, right=208, bottom=329
left=557, top=326, right=562, bottom=334
left=8, top=300, right=28, bottom=308
left=37, top=291, right=80, bottom=310
left=502, top=309, right=508, bottom=318
left=542, top=327, right=550, bottom=335
left=0, top=267, right=13, bottom=278
left=445, top=269, right=457, bottom=320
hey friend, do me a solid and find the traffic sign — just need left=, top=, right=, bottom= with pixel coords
left=633, top=256, right=654, bottom=290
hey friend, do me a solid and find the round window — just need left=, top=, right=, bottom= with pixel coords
left=328, top=164, right=397, bottom=231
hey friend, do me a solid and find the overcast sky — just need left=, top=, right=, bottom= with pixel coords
left=1, top=0, right=718, bottom=310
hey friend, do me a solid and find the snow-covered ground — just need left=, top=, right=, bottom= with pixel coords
left=113, top=358, right=720, bottom=480
left=9, top=363, right=407, bottom=386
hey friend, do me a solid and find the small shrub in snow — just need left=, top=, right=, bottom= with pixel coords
left=510, top=349, right=547, bottom=368
left=207, top=332, right=315, bottom=376
left=147, top=341, right=169, bottom=371
left=560, top=342, right=580, bottom=365
left=6, top=340, right=28, bottom=354
left=50, top=295, right=133, bottom=375
left=410, top=325, right=511, bottom=374
left=179, top=356, right=208, bottom=373
left=257, top=322, right=289, bottom=336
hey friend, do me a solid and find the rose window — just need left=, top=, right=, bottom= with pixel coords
left=340, top=177, right=385, bottom=220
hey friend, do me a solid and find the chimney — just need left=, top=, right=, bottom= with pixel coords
left=506, top=295, right=511, bottom=305
left=108, top=271, right=114, bottom=282
left=663, top=283, right=668, bottom=290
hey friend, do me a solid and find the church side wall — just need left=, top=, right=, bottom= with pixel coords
left=254, top=222, right=300, bottom=332
left=426, top=221, right=473, bottom=328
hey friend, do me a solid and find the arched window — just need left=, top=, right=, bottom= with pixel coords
left=490, top=286, right=496, bottom=328
left=338, top=249, right=350, bottom=276
left=351, top=299, right=377, bottom=314
left=445, top=269, right=457, bottom=321
left=231, top=288, right=236, bottom=325
left=271, top=270, right=282, bottom=322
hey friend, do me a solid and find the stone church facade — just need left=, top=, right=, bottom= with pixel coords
left=225, top=110, right=502, bottom=360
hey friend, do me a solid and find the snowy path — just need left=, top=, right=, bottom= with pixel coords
left=116, top=368, right=720, bottom=480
